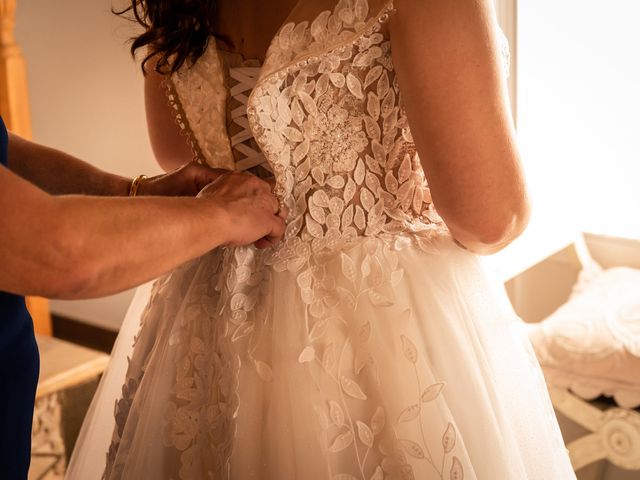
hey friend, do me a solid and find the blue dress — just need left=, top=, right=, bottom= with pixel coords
left=0, top=116, right=40, bottom=479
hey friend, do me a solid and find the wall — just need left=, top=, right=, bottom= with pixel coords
left=15, top=0, right=162, bottom=331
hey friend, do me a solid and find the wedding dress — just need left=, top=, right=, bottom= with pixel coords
left=68, top=1, right=576, bottom=478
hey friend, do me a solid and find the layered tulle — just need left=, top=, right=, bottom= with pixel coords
left=68, top=236, right=575, bottom=479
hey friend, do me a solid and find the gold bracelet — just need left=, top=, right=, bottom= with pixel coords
left=128, top=174, right=147, bottom=197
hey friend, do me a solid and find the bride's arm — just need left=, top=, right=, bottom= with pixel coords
left=389, top=0, right=530, bottom=255
left=145, top=67, right=194, bottom=172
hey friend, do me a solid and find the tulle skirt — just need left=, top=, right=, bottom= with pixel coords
left=67, top=235, right=576, bottom=479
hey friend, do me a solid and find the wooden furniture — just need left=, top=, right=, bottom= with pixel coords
left=554, top=239, right=640, bottom=473
left=0, top=0, right=52, bottom=335
left=488, top=230, right=640, bottom=477
left=526, top=236, right=640, bottom=476
left=552, top=387, right=640, bottom=472
left=30, top=335, right=109, bottom=479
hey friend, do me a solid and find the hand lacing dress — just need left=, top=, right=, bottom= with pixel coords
left=68, top=1, right=576, bottom=479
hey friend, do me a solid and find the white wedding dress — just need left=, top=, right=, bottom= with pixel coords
left=68, top=1, right=577, bottom=478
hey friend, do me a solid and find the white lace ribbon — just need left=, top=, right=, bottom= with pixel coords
left=229, top=66, right=272, bottom=173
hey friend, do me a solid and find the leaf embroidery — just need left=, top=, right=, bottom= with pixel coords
left=329, top=72, right=346, bottom=88
left=398, top=154, right=412, bottom=183
left=298, top=346, right=316, bottom=363
left=323, top=343, right=337, bottom=372
left=329, top=400, right=345, bottom=426
left=255, top=361, right=273, bottom=382
left=311, top=166, right=325, bottom=185
left=371, top=406, right=386, bottom=435
left=342, top=204, right=355, bottom=228
left=306, top=214, right=323, bottom=238
left=399, top=439, right=425, bottom=459
left=309, top=318, right=329, bottom=341
left=442, top=422, right=456, bottom=453
left=231, top=322, right=254, bottom=342
left=360, top=187, right=375, bottom=211
left=368, top=289, right=394, bottom=307
left=421, top=382, right=446, bottom=402
left=354, top=206, right=367, bottom=230
left=346, top=73, right=364, bottom=99
left=282, top=126, right=304, bottom=143
left=367, top=92, right=381, bottom=120
left=329, top=429, right=354, bottom=453
left=397, top=404, right=421, bottom=423
left=329, top=196, right=346, bottom=215
left=391, top=268, right=405, bottom=287
left=356, top=420, right=374, bottom=448
left=366, top=172, right=382, bottom=197
left=313, top=189, right=331, bottom=207
left=364, top=65, right=383, bottom=88
left=450, top=456, right=464, bottom=480
left=327, top=175, right=346, bottom=189
left=337, top=287, right=357, bottom=310
left=354, top=159, right=366, bottom=185
left=400, top=335, right=418, bottom=364
left=316, top=74, right=330, bottom=96
left=298, top=91, right=318, bottom=116
left=341, top=376, right=368, bottom=400
left=377, top=70, right=389, bottom=98
left=384, top=171, right=399, bottom=194
left=293, top=138, right=310, bottom=164
left=343, top=177, right=357, bottom=203
left=341, top=253, right=357, bottom=284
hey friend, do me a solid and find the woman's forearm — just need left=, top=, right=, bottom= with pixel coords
left=45, top=194, right=228, bottom=299
left=7, top=132, right=131, bottom=196
left=1, top=164, right=285, bottom=300
left=0, top=168, right=227, bottom=299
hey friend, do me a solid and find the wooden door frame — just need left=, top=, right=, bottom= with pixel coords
left=1, top=0, right=52, bottom=335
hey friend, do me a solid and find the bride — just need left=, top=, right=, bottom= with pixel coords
left=69, top=0, right=576, bottom=478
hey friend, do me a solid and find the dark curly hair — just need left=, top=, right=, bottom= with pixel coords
left=115, top=0, right=219, bottom=75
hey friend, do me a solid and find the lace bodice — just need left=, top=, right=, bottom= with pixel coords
left=168, top=48, right=271, bottom=177
left=168, top=0, right=510, bottom=264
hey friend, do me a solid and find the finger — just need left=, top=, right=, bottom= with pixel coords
left=196, top=172, right=232, bottom=198
left=194, top=166, right=229, bottom=188
left=265, top=177, right=276, bottom=190
left=265, top=216, right=287, bottom=244
left=261, top=192, right=279, bottom=215
left=209, top=170, right=232, bottom=185
left=254, top=238, right=273, bottom=250
left=252, top=175, right=274, bottom=193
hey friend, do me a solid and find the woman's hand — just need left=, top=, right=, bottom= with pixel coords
left=198, top=172, right=288, bottom=249
left=138, top=161, right=229, bottom=196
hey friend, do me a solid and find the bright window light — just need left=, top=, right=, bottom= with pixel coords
left=517, top=1, right=640, bottom=239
